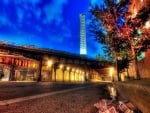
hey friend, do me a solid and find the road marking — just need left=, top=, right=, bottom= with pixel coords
left=0, top=86, right=91, bottom=106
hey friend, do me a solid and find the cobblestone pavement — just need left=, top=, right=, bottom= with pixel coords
left=0, top=83, right=109, bottom=113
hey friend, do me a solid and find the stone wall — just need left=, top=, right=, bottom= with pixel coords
left=127, top=49, right=150, bottom=80
left=115, top=81, right=150, bottom=113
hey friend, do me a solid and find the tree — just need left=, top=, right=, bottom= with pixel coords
left=89, top=0, right=150, bottom=80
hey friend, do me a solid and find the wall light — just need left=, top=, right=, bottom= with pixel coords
left=47, top=60, right=53, bottom=67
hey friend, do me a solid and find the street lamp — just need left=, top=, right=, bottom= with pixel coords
left=145, top=21, right=150, bottom=29
left=109, top=67, right=114, bottom=82
left=76, top=69, right=79, bottom=73
left=47, top=60, right=53, bottom=81
left=47, top=60, right=53, bottom=67
left=72, top=68, right=75, bottom=72
left=66, top=66, right=70, bottom=70
left=59, top=64, right=64, bottom=69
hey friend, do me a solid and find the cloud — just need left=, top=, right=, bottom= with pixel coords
left=61, top=25, right=72, bottom=38
left=35, top=25, right=42, bottom=32
left=0, top=33, right=44, bottom=47
left=90, top=0, right=104, bottom=6
left=13, top=0, right=41, bottom=6
left=43, top=0, right=68, bottom=25
left=90, top=0, right=97, bottom=4
left=16, top=7, right=24, bottom=23
left=48, top=33, right=64, bottom=43
left=87, top=37, right=104, bottom=58
left=34, top=8, right=41, bottom=20
left=3, top=0, right=9, bottom=4
left=0, top=15, right=11, bottom=26
left=47, top=24, right=72, bottom=44
left=14, top=0, right=42, bottom=20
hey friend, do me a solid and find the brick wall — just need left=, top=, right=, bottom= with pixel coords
left=137, top=49, right=150, bottom=79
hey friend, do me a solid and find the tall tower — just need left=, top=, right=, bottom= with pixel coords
left=80, top=14, right=87, bottom=56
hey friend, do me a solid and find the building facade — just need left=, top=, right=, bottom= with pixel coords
left=0, top=43, right=101, bottom=82
left=0, top=49, right=39, bottom=81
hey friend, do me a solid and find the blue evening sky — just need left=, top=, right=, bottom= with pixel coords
left=0, top=0, right=104, bottom=59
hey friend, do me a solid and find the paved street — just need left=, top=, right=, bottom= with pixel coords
left=0, top=82, right=110, bottom=113
left=0, top=82, right=98, bottom=100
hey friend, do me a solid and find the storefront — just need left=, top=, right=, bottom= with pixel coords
left=0, top=52, right=39, bottom=81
